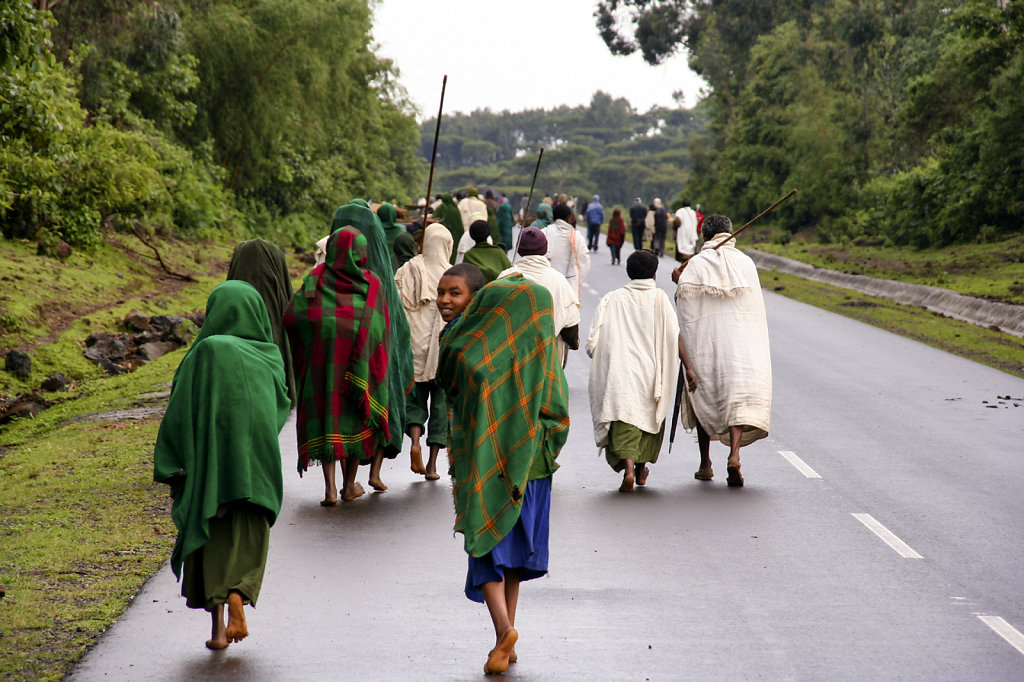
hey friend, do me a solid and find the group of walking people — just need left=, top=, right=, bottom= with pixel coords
left=152, top=190, right=771, bottom=675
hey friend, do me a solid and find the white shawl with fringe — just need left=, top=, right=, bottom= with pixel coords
left=542, top=219, right=590, bottom=297
left=394, top=223, right=453, bottom=382
left=675, top=232, right=772, bottom=446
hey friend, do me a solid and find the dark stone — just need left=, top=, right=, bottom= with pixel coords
left=56, top=240, right=72, bottom=261
left=0, top=391, right=51, bottom=424
left=137, top=341, right=176, bottom=362
left=40, top=372, right=70, bottom=392
left=84, top=334, right=128, bottom=376
left=184, top=311, right=206, bottom=328
left=123, top=310, right=152, bottom=331
left=4, top=350, right=31, bottom=379
left=300, top=251, right=317, bottom=265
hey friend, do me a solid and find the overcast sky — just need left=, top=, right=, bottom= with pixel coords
left=372, top=0, right=706, bottom=121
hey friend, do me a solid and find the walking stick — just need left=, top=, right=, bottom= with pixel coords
left=511, top=147, right=545, bottom=261
left=668, top=364, right=684, bottom=452
left=712, top=188, right=798, bottom=250
left=423, top=75, right=447, bottom=225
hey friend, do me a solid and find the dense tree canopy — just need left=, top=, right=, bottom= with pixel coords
left=596, top=0, right=1023, bottom=245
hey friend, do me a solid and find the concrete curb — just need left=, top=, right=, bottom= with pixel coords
left=747, top=249, right=1024, bottom=337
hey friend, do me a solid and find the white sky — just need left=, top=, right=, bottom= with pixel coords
left=371, top=0, right=706, bottom=121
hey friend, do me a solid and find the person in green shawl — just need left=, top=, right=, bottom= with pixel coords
left=496, top=196, right=514, bottom=251
left=376, top=202, right=417, bottom=271
left=462, top=220, right=511, bottom=284
left=436, top=275, right=570, bottom=675
left=154, top=280, right=290, bottom=651
left=330, top=200, right=414, bottom=492
left=226, top=238, right=297, bottom=407
left=432, top=193, right=465, bottom=265
left=530, top=202, right=553, bottom=228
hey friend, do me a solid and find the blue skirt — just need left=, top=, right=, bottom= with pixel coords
left=465, top=477, right=551, bottom=603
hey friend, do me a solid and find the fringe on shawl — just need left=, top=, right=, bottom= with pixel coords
left=676, top=282, right=750, bottom=298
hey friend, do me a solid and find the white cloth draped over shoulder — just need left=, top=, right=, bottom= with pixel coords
left=675, top=232, right=772, bottom=446
left=675, top=206, right=699, bottom=256
left=499, top=254, right=581, bottom=361
left=394, top=223, right=453, bottom=382
left=587, top=279, right=680, bottom=449
left=457, top=196, right=488, bottom=232
left=542, top=219, right=590, bottom=297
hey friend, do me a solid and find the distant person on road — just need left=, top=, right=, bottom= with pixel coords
left=499, top=227, right=581, bottom=366
left=543, top=202, right=590, bottom=298
left=463, top=220, right=512, bottom=283
left=674, top=200, right=699, bottom=258
left=629, top=197, right=647, bottom=250
left=530, top=201, right=553, bottom=229
left=587, top=250, right=679, bottom=492
left=673, top=214, right=772, bottom=487
left=395, top=223, right=454, bottom=481
left=651, top=198, right=669, bottom=256
left=497, top=196, right=515, bottom=250
left=585, top=194, right=605, bottom=252
left=606, top=207, right=626, bottom=265
left=284, top=227, right=391, bottom=503
left=377, top=202, right=417, bottom=271
left=154, top=280, right=289, bottom=651
left=436, top=274, right=570, bottom=676
left=433, top=193, right=465, bottom=265
left=457, top=188, right=489, bottom=240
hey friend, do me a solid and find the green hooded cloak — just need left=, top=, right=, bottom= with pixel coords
left=432, top=194, right=465, bottom=264
left=377, top=202, right=417, bottom=271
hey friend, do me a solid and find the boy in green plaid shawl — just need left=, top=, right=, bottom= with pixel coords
left=436, top=269, right=570, bottom=675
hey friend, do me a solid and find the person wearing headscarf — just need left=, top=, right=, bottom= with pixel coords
left=377, top=202, right=417, bottom=271
left=154, top=280, right=290, bottom=651
left=457, top=188, right=488, bottom=240
left=587, top=250, right=679, bottom=492
left=394, top=223, right=454, bottom=481
left=436, top=276, right=570, bottom=675
left=542, top=202, right=590, bottom=298
left=496, top=196, right=515, bottom=251
left=499, top=227, right=580, bottom=366
left=432, top=193, right=465, bottom=264
left=283, top=227, right=391, bottom=504
left=463, top=219, right=511, bottom=283
left=226, top=239, right=297, bottom=407
left=530, top=202, right=553, bottom=228
left=330, top=200, right=414, bottom=491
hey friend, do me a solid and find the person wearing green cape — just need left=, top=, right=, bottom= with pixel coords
left=432, top=193, right=465, bottom=265
left=463, top=220, right=511, bottom=284
left=377, top=201, right=417, bottom=271
left=496, top=196, right=515, bottom=251
left=226, top=238, right=297, bottom=407
left=436, top=275, right=570, bottom=675
left=154, top=280, right=289, bottom=650
left=331, top=199, right=413, bottom=491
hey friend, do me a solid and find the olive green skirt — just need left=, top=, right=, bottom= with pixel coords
left=182, top=503, right=271, bottom=611
left=605, top=421, right=665, bottom=473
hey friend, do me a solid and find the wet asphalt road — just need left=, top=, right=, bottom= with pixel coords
left=71, top=244, right=1024, bottom=681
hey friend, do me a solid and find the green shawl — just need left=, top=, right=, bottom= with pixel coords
left=154, top=280, right=289, bottom=578
left=226, top=238, right=297, bottom=407
left=377, top=202, right=417, bottom=271
left=497, top=201, right=514, bottom=248
left=436, top=275, right=570, bottom=557
left=332, top=201, right=413, bottom=455
left=433, top=193, right=464, bottom=264
left=463, top=242, right=512, bottom=283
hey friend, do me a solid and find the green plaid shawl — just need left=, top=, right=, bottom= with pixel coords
left=283, top=227, right=390, bottom=471
left=436, top=275, right=570, bottom=557
left=332, top=201, right=413, bottom=456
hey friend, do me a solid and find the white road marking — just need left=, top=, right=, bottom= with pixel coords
left=851, top=513, right=923, bottom=559
left=778, top=450, right=821, bottom=478
left=978, top=616, right=1024, bottom=656
left=584, top=284, right=599, bottom=296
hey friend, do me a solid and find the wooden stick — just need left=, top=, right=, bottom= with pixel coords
left=512, top=148, right=545, bottom=259
left=713, top=188, right=798, bottom=250
left=423, top=75, right=447, bottom=224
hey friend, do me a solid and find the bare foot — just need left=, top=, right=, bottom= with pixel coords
left=342, top=482, right=365, bottom=501
left=636, top=465, right=650, bottom=486
left=410, top=445, right=426, bottom=474
left=425, top=472, right=440, bottom=481
left=509, top=648, right=517, bottom=663
left=726, top=461, right=744, bottom=487
left=368, top=476, right=388, bottom=492
left=694, top=466, right=714, bottom=481
left=206, top=604, right=229, bottom=649
left=320, top=497, right=338, bottom=506
left=224, top=592, right=248, bottom=643
left=205, top=638, right=229, bottom=650
left=484, top=628, right=518, bottom=675
left=619, top=474, right=635, bottom=493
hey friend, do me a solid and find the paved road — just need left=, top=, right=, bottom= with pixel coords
left=72, top=245, right=1024, bottom=681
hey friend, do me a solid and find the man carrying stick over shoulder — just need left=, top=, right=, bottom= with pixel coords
left=672, top=214, right=772, bottom=487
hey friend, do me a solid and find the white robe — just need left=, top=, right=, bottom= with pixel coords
left=542, top=219, right=590, bottom=297
left=499, top=254, right=581, bottom=361
left=675, top=207, right=699, bottom=256
left=457, top=196, right=488, bottom=233
left=587, top=279, right=680, bottom=448
left=394, top=224, right=453, bottom=382
left=675, top=232, right=772, bottom=446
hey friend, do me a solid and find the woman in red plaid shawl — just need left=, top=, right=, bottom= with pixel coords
left=283, top=227, right=390, bottom=504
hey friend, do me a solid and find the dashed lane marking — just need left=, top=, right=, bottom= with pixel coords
left=978, top=616, right=1024, bottom=656
left=584, top=284, right=599, bottom=296
left=851, top=513, right=923, bottom=559
left=778, top=450, right=821, bottom=478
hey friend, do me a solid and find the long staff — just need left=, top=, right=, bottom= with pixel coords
left=512, top=147, right=545, bottom=259
left=668, top=364, right=685, bottom=452
left=423, top=75, right=447, bottom=224
left=712, top=188, right=798, bottom=250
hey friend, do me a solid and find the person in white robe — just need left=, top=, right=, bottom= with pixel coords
left=456, top=189, right=488, bottom=240
left=542, top=202, right=590, bottom=298
left=394, top=223, right=454, bottom=481
left=499, top=227, right=581, bottom=365
left=673, top=213, right=772, bottom=487
left=674, top=201, right=699, bottom=257
left=587, top=250, right=679, bottom=492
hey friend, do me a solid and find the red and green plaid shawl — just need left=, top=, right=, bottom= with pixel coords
left=436, top=275, right=570, bottom=557
left=283, top=227, right=390, bottom=472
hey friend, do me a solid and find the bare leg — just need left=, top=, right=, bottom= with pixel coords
left=341, top=457, right=364, bottom=501
left=636, top=462, right=650, bottom=486
left=425, top=444, right=442, bottom=481
left=481, top=580, right=518, bottom=675
left=368, top=450, right=387, bottom=491
left=321, top=459, right=338, bottom=506
left=504, top=571, right=521, bottom=663
left=619, top=459, right=635, bottom=492
left=409, top=425, right=426, bottom=474
left=205, top=603, right=229, bottom=650
left=694, top=422, right=714, bottom=480
left=726, top=425, right=744, bottom=487
left=224, top=591, right=248, bottom=643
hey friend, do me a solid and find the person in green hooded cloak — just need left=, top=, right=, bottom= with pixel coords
left=432, top=193, right=465, bottom=265
left=376, top=202, right=417, bottom=271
